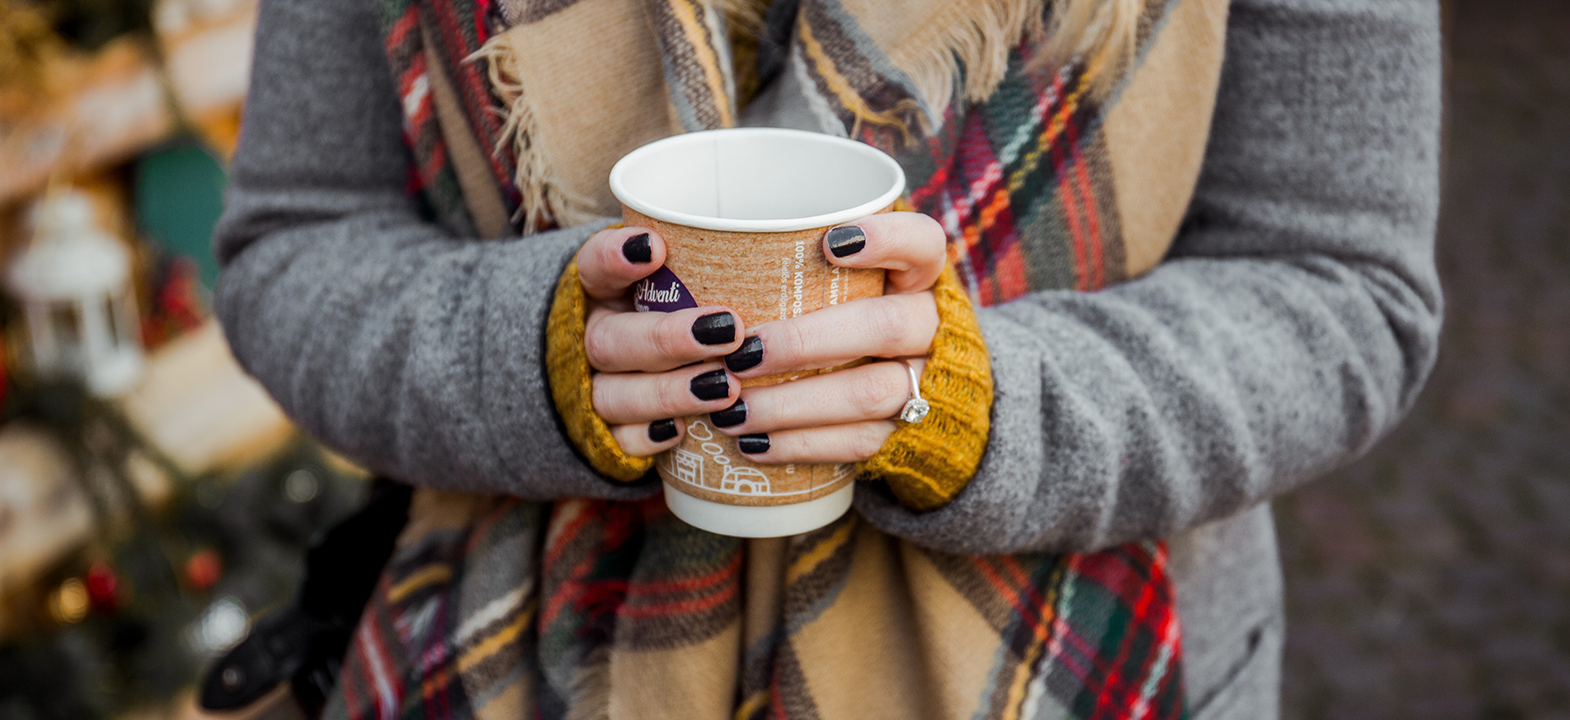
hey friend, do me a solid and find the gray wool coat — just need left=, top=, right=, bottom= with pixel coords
left=212, top=0, right=1443, bottom=716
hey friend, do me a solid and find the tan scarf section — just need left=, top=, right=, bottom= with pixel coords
left=1101, top=0, right=1228, bottom=275
left=457, top=0, right=1225, bottom=284
left=468, top=0, right=1070, bottom=229
left=470, top=0, right=692, bottom=231
left=474, top=0, right=1051, bottom=218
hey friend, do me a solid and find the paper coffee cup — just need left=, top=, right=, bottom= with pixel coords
left=609, top=128, right=906, bottom=538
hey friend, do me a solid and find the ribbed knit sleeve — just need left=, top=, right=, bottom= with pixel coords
left=855, top=264, right=993, bottom=510
left=543, top=260, right=656, bottom=482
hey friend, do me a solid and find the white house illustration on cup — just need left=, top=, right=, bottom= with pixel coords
left=668, top=448, right=704, bottom=487
left=720, top=465, right=770, bottom=494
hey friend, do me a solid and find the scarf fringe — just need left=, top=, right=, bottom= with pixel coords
left=564, top=645, right=613, bottom=720
left=470, top=34, right=598, bottom=234
left=713, top=0, right=765, bottom=36
left=906, top=0, right=1144, bottom=111
left=901, top=0, right=1047, bottom=113
left=1037, top=0, right=1142, bottom=98
left=471, top=0, right=1139, bottom=234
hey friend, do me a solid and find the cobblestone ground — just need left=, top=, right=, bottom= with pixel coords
left=1276, top=0, right=1570, bottom=718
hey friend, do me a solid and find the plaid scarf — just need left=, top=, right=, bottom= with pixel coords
left=331, top=0, right=1230, bottom=717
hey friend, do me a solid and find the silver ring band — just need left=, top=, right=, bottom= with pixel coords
left=898, top=359, right=930, bottom=424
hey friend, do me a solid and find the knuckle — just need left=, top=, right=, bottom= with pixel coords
left=863, top=299, right=912, bottom=349
left=650, top=313, right=690, bottom=361
left=907, top=216, right=948, bottom=274
left=915, top=212, right=946, bottom=243
left=847, top=367, right=903, bottom=417
left=773, top=320, right=811, bottom=364
left=577, top=236, right=613, bottom=284
left=610, top=424, right=640, bottom=454
left=907, top=296, right=939, bottom=353
left=849, top=423, right=891, bottom=459
left=595, top=232, right=624, bottom=270
left=583, top=324, right=616, bottom=370
left=654, top=374, right=687, bottom=416
left=589, top=374, right=614, bottom=418
left=575, top=234, right=600, bottom=265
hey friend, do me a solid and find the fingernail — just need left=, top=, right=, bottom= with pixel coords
left=690, top=369, right=730, bottom=401
left=825, top=226, right=866, bottom=258
left=738, top=433, right=770, bottom=455
left=724, top=336, right=764, bottom=373
left=648, top=418, right=678, bottom=442
left=622, top=233, right=652, bottom=264
left=710, top=399, right=747, bottom=428
left=692, top=312, right=736, bottom=346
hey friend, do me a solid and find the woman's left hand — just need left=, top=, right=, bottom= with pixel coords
left=706, top=211, right=947, bottom=464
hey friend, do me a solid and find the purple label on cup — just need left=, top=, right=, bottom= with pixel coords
left=633, top=266, right=697, bottom=313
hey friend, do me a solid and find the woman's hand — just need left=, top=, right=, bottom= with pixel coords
left=575, top=211, right=947, bottom=463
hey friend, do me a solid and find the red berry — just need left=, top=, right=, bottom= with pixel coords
left=85, top=562, right=119, bottom=611
left=184, top=549, right=222, bottom=591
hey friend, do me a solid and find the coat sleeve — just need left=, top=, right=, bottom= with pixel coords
left=855, top=0, right=1444, bottom=554
left=212, top=0, right=655, bottom=500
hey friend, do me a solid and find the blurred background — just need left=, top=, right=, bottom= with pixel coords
left=0, top=1, right=369, bottom=718
left=0, top=0, right=1564, bottom=718
left=1277, top=1, right=1570, bottom=718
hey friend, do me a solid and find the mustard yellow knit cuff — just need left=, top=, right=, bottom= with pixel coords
left=855, top=264, right=994, bottom=512
left=545, top=259, right=656, bottom=483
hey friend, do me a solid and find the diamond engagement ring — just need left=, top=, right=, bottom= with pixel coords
left=898, top=359, right=930, bottom=424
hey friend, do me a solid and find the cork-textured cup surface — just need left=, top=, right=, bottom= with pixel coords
left=610, top=129, right=906, bottom=520
left=624, top=207, right=886, bottom=507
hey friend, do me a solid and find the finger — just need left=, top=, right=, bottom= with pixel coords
left=822, top=212, right=946, bottom=294
left=734, top=421, right=896, bottom=465
left=586, top=306, right=745, bottom=373
left=592, top=363, right=739, bottom=425
left=576, top=226, right=668, bottom=301
left=610, top=418, right=685, bottom=457
left=722, top=293, right=936, bottom=377
left=708, top=361, right=917, bottom=434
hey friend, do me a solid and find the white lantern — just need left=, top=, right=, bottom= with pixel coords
left=7, top=190, right=145, bottom=396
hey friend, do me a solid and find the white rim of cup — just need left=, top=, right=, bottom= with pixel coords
left=608, top=127, right=907, bottom=233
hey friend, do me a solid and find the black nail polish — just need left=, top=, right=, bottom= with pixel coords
left=648, top=418, right=678, bottom=442
left=690, top=369, right=730, bottom=401
left=692, top=312, right=736, bottom=346
left=738, top=433, right=770, bottom=455
left=622, top=233, right=652, bottom=264
left=724, top=336, right=764, bottom=373
left=826, top=226, right=866, bottom=258
left=710, top=399, right=747, bottom=428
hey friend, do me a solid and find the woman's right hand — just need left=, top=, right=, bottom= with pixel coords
left=575, top=226, right=748, bottom=457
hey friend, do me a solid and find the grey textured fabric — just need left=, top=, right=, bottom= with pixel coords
left=856, top=0, right=1443, bottom=554
left=212, top=0, right=649, bottom=500
left=852, top=2, right=1443, bottom=714
left=213, top=0, right=1442, bottom=717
